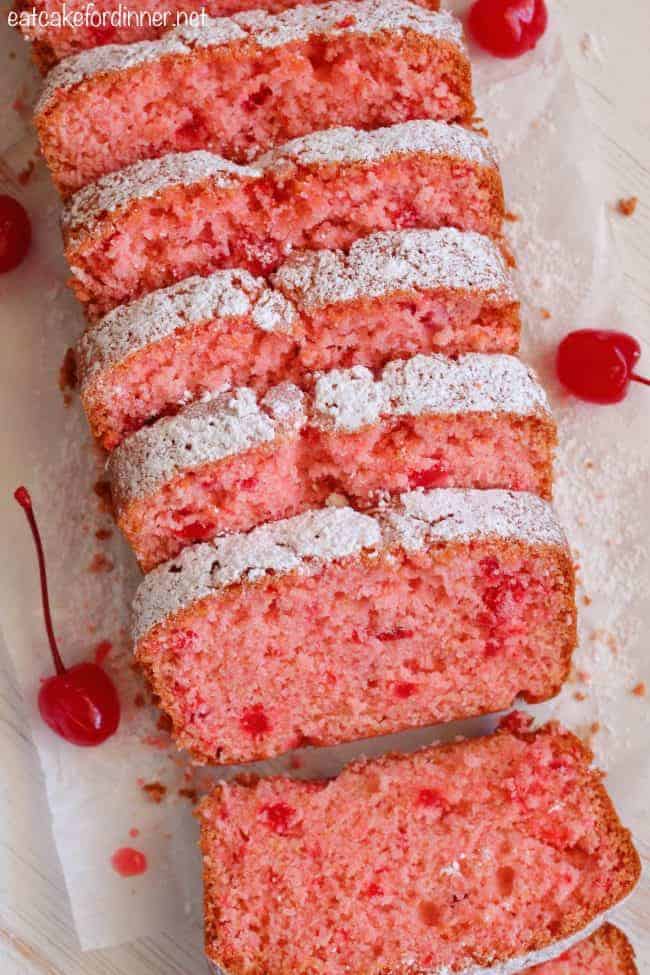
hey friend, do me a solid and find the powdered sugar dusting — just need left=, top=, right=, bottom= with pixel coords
left=63, top=122, right=497, bottom=246
left=78, top=270, right=296, bottom=387
left=63, top=152, right=259, bottom=248
left=384, top=488, right=567, bottom=552
left=132, top=506, right=381, bottom=641
left=231, top=0, right=464, bottom=51
left=132, top=489, right=567, bottom=640
left=35, top=34, right=191, bottom=115
left=273, top=229, right=515, bottom=309
left=110, top=353, right=550, bottom=504
left=108, top=385, right=305, bottom=508
left=260, top=119, right=498, bottom=170
left=79, top=227, right=511, bottom=391
left=314, top=354, right=550, bottom=432
left=37, top=0, right=464, bottom=111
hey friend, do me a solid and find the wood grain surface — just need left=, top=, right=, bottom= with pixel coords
left=1, top=0, right=648, bottom=971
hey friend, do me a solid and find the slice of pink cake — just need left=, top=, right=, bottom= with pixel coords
left=78, top=229, right=519, bottom=449
left=35, top=0, right=472, bottom=193
left=132, top=489, right=576, bottom=763
left=20, top=0, right=440, bottom=72
left=527, top=926, right=637, bottom=975
left=62, top=121, right=504, bottom=320
left=109, top=354, right=555, bottom=570
left=197, top=723, right=640, bottom=974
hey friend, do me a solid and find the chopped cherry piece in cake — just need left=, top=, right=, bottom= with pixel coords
left=377, top=628, right=414, bottom=641
left=259, top=802, right=296, bottom=835
left=394, top=681, right=417, bottom=699
left=498, top=710, right=534, bottom=734
left=14, top=487, right=120, bottom=746
left=240, top=477, right=259, bottom=491
left=240, top=704, right=271, bottom=737
left=556, top=329, right=650, bottom=404
left=0, top=194, right=31, bottom=273
left=484, top=638, right=502, bottom=658
left=417, top=788, right=448, bottom=810
left=409, top=462, right=449, bottom=489
left=174, top=520, right=214, bottom=542
left=468, top=0, right=548, bottom=59
left=362, top=882, right=384, bottom=898
left=89, top=23, right=118, bottom=45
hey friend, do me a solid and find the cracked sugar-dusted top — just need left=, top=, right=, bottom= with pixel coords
left=273, top=228, right=515, bottom=309
left=37, top=0, right=464, bottom=112
left=108, top=383, right=305, bottom=509
left=314, top=354, right=550, bottom=432
left=62, top=151, right=259, bottom=248
left=63, top=120, right=498, bottom=246
left=109, top=353, right=550, bottom=506
left=78, top=270, right=297, bottom=387
left=132, top=489, right=567, bottom=642
left=79, top=228, right=513, bottom=387
left=259, top=118, right=497, bottom=171
left=63, top=122, right=495, bottom=244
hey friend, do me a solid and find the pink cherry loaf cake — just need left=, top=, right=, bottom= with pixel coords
left=62, top=121, right=504, bottom=320
left=20, top=0, right=440, bottom=72
left=197, top=723, right=640, bottom=974
left=79, top=229, right=520, bottom=449
left=35, top=0, right=472, bottom=193
left=110, top=354, right=555, bottom=570
left=527, top=926, right=637, bottom=975
left=132, top=489, right=576, bottom=763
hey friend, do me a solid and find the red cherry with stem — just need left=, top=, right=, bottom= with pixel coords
left=556, top=329, right=650, bottom=405
left=0, top=194, right=32, bottom=273
left=468, top=0, right=548, bottom=59
left=14, top=487, right=121, bottom=746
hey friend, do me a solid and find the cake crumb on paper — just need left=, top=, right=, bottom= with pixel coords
left=616, top=197, right=638, bottom=217
left=142, top=781, right=167, bottom=804
left=58, top=347, right=78, bottom=406
left=88, top=552, right=114, bottom=574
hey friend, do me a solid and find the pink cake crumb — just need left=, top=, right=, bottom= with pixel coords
left=20, top=0, right=441, bottom=71
left=78, top=229, right=519, bottom=449
left=108, top=354, right=556, bottom=570
left=62, top=121, right=504, bottom=320
left=197, top=725, right=639, bottom=975
left=132, top=490, right=576, bottom=764
left=36, top=0, right=472, bottom=193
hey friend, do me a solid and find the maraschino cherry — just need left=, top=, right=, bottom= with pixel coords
left=468, top=0, right=548, bottom=59
left=15, top=487, right=121, bottom=746
left=0, top=194, right=32, bottom=273
left=556, top=329, right=650, bottom=405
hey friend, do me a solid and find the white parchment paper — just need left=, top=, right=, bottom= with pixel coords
left=0, top=1, right=648, bottom=966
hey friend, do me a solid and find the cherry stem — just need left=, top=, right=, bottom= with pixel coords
left=14, top=487, right=66, bottom=676
left=631, top=373, right=650, bottom=388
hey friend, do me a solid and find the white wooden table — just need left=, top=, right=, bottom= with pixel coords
left=1, top=1, right=649, bottom=971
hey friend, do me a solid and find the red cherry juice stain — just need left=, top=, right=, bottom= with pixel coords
left=111, top=847, right=147, bottom=877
